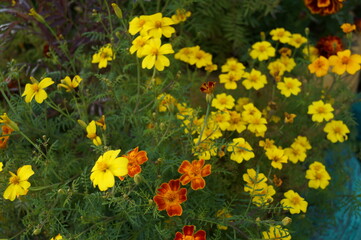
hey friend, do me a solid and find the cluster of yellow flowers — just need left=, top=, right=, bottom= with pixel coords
left=175, top=46, right=217, bottom=71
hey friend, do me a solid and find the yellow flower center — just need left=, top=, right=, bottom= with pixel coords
left=97, top=161, right=109, bottom=172
left=196, top=51, right=204, bottom=59
left=315, top=172, right=323, bottom=180
left=101, top=51, right=109, bottom=59
left=165, top=191, right=179, bottom=204
left=341, top=56, right=350, bottom=65
left=291, top=196, right=301, bottom=205
left=258, top=45, right=266, bottom=52
left=229, top=64, right=237, bottom=71
left=219, top=97, right=228, bottom=105
left=31, top=83, right=39, bottom=92
left=286, top=81, right=294, bottom=89
left=250, top=75, right=258, bottom=82
left=316, top=106, right=326, bottom=113
left=333, top=126, right=341, bottom=134
left=184, top=236, right=194, bottom=240
left=10, top=175, right=20, bottom=185
left=151, top=47, right=159, bottom=56
left=155, top=20, right=162, bottom=28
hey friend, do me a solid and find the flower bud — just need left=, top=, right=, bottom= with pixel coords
left=111, top=3, right=123, bottom=19
left=29, top=8, right=46, bottom=24
left=134, top=173, right=142, bottom=185
left=282, top=216, right=292, bottom=226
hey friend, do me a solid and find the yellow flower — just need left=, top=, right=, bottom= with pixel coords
left=259, top=138, right=275, bottom=150
left=95, top=115, right=106, bottom=131
left=281, top=190, right=308, bottom=214
left=277, top=77, right=302, bottom=97
left=306, top=161, right=331, bottom=189
left=226, top=111, right=246, bottom=133
left=188, top=46, right=213, bottom=68
left=192, top=138, right=217, bottom=160
left=242, top=69, right=267, bottom=90
left=205, top=64, right=218, bottom=72
left=308, top=56, right=329, bottom=77
left=128, top=16, right=148, bottom=35
left=284, top=143, right=307, bottom=164
left=268, top=61, right=286, bottom=80
left=50, top=234, right=63, bottom=240
left=252, top=184, right=276, bottom=206
left=211, top=93, right=235, bottom=111
left=266, top=147, right=288, bottom=170
left=219, top=72, right=242, bottom=90
left=250, top=41, right=275, bottom=61
left=171, top=9, right=191, bottom=24
left=288, top=33, right=307, bottom=48
left=235, top=97, right=250, bottom=112
left=3, top=165, right=34, bottom=201
left=86, top=121, right=102, bottom=146
left=241, top=103, right=262, bottom=122
left=227, top=137, right=255, bottom=163
left=175, top=47, right=196, bottom=63
left=277, top=56, right=296, bottom=72
left=308, top=100, right=334, bottom=122
left=129, top=35, right=151, bottom=58
left=141, top=38, right=174, bottom=71
left=329, top=50, right=361, bottom=75
left=262, top=225, right=291, bottom=240
left=242, top=168, right=267, bottom=194
left=90, top=150, right=128, bottom=191
left=221, top=58, right=245, bottom=75
left=0, top=113, right=19, bottom=131
left=176, top=103, right=194, bottom=120
left=91, top=44, right=114, bottom=69
left=0, top=162, right=3, bottom=172
left=247, top=115, right=267, bottom=137
left=22, top=77, right=54, bottom=103
left=270, top=28, right=291, bottom=43
left=303, top=46, right=319, bottom=62
left=294, top=136, right=312, bottom=150
left=157, top=93, right=177, bottom=112
left=341, top=23, right=356, bottom=33
left=211, top=111, right=231, bottom=131
left=323, top=120, right=350, bottom=143
left=58, top=75, right=82, bottom=92
left=284, top=112, right=296, bottom=123
left=142, top=13, right=175, bottom=38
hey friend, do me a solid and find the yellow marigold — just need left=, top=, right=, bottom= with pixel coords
left=308, top=56, right=329, bottom=77
left=284, top=112, right=296, bottom=123
left=277, top=77, right=302, bottom=97
left=328, top=50, right=361, bottom=75
left=323, top=120, right=350, bottom=143
left=277, top=56, right=296, bottom=72
left=262, top=225, right=291, bottom=240
left=142, top=13, right=175, bottom=38
left=221, top=58, right=245, bottom=75
left=259, top=138, right=275, bottom=150
left=281, top=190, right=308, bottom=214
left=211, top=93, right=235, bottom=111
left=205, top=64, right=218, bottom=72
left=247, top=115, right=267, bottom=137
left=91, top=44, right=114, bottom=69
left=219, top=72, right=242, bottom=90
left=90, top=150, right=128, bottom=191
left=50, top=234, right=63, bottom=240
left=294, top=136, right=312, bottom=150
left=58, top=75, right=82, bottom=92
left=266, top=147, right=288, bottom=169
left=242, top=168, right=267, bottom=194
left=86, top=120, right=102, bottom=146
left=242, top=69, right=267, bottom=90
left=175, top=47, right=196, bottom=63
left=211, top=111, right=231, bottom=131
left=241, top=103, right=262, bottom=122
left=129, top=35, right=151, bottom=58
left=288, top=33, right=307, bottom=48
left=306, top=161, right=331, bottom=189
left=22, top=77, right=54, bottom=103
left=284, top=143, right=307, bottom=164
left=341, top=23, right=356, bottom=33
left=188, top=46, right=213, bottom=68
left=157, top=93, right=177, bottom=112
left=252, top=184, right=276, bottom=207
left=268, top=61, right=286, bottom=80
left=227, top=137, right=255, bottom=163
left=176, top=103, right=194, bottom=120
left=308, top=100, right=334, bottom=122
left=192, top=138, right=217, bottom=160
left=3, top=165, right=34, bottom=201
left=235, top=97, right=250, bottom=112
left=171, top=9, right=191, bottom=24
left=250, top=41, right=275, bottom=61
left=226, top=111, right=246, bottom=133
left=141, top=38, right=174, bottom=71
left=270, top=28, right=291, bottom=43
left=128, top=16, right=148, bottom=35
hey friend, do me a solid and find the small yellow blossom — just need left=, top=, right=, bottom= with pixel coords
left=211, top=111, right=231, bottom=131
left=288, top=33, right=307, bottom=48
left=221, top=58, right=245, bottom=75
left=58, top=75, right=82, bottom=92
left=268, top=61, right=286, bottom=80
left=141, top=38, right=174, bottom=71
left=242, top=168, right=267, bottom=194
left=205, top=64, right=218, bottom=72
left=211, top=93, right=235, bottom=111
left=259, top=138, right=275, bottom=150
left=308, top=56, right=329, bottom=77
left=129, top=35, right=151, bottom=58
left=277, top=77, right=302, bottom=97
left=171, top=9, right=191, bottom=24
left=188, top=46, right=213, bottom=68
left=242, top=69, right=267, bottom=90
left=219, top=72, right=242, bottom=90
left=142, top=13, right=175, bottom=38
left=157, top=93, right=177, bottom=112
left=294, top=136, right=311, bottom=150
left=192, top=138, right=218, bottom=160
left=307, top=100, right=334, bottom=122
left=329, top=50, right=361, bottom=75
left=250, top=41, right=275, bottom=61
left=235, top=97, right=250, bottom=112
left=227, top=138, right=255, bottom=163
left=277, top=56, right=296, bottom=72
left=303, top=46, right=319, bottom=62
left=174, top=47, right=196, bottom=63
left=91, top=44, right=114, bottom=69
left=306, top=161, right=331, bottom=189
left=284, top=112, right=296, bottom=123
left=86, top=120, right=102, bottom=146
left=95, top=115, right=106, bottom=131
left=262, top=225, right=291, bottom=240
left=266, top=147, right=288, bottom=170
left=3, top=165, right=34, bottom=201
left=341, top=23, right=356, bottom=33
left=324, top=120, right=350, bottom=143
left=252, top=184, right=276, bottom=207
left=226, top=111, right=246, bottom=133
left=284, top=143, right=307, bottom=164
left=50, top=234, right=63, bottom=240
left=247, top=115, right=267, bottom=137
left=22, top=77, right=54, bottom=103
left=281, top=190, right=308, bottom=214
left=270, top=28, right=291, bottom=43
left=128, top=16, right=148, bottom=35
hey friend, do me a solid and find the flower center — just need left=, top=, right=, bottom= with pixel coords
left=286, top=82, right=294, bottom=89
left=317, top=106, right=326, bottom=113
left=258, top=45, right=266, bottom=52
left=219, top=97, right=228, bottom=105
left=291, top=196, right=301, bottom=205
left=341, top=56, right=350, bottom=65
left=151, top=48, right=159, bottom=56
left=155, top=20, right=162, bottom=28
left=333, top=126, right=341, bottom=134
left=315, top=172, right=323, bottom=180
left=10, top=175, right=20, bottom=185
left=97, top=161, right=109, bottom=172
left=31, top=83, right=39, bottom=92
left=165, top=191, right=179, bottom=204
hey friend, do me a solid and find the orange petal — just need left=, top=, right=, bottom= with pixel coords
left=194, top=230, right=206, bottom=240
left=183, top=225, right=195, bottom=236
left=178, top=188, right=187, bottom=203
left=153, top=196, right=167, bottom=210
left=178, top=160, right=192, bottom=174
left=136, top=151, right=148, bottom=165
left=193, top=159, right=205, bottom=169
left=128, top=164, right=141, bottom=177
left=179, top=174, right=192, bottom=185
left=174, top=232, right=184, bottom=240
left=201, top=164, right=212, bottom=177
left=169, top=179, right=181, bottom=191
left=191, top=178, right=206, bottom=190
left=157, top=182, right=171, bottom=195
left=166, top=204, right=183, bottom=216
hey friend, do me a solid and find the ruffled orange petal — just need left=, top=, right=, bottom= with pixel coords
left=174, top=232, right=184, bottom=240
left=191, top=177, right=206, bottom=190
left=128, top=164, right=141, bottom=177
left=166, top=204, right=183, bottom=216
left=169, top=179, right=181, bottom=191
left=192, top=159, right=205, bottom=169
left=153, top=196, right=167, bottom=210
left=179, top=174, right=192, bottom=185
left=178, top=160, right=192, bottom=174
left=194, top=230, right=206, bottom=240
left=135, top=150, right=148, bottom=165
left=182, top=225, right=195, bottom=236
left=157, top=182, right=171, bottom=196
left=178, top=188, right=187, bottom=203
left=201, top=164, right=212, bottom=177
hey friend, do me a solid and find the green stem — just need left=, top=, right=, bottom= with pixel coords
left=45, top=99, right=76, bottom=123
left=197, top=100, right=211, bottom=145
left=18, top=130, right=47, bottom=159
left=0, top=89, right=17, bottom=114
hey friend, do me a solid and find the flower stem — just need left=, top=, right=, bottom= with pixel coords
left=197, top=100, right=211, bottom=145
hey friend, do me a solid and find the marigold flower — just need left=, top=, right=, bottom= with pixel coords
left=259, top=139, right=276, bottom=150
left=262, top=225, right=291, bottom=240
left=175, top=47, right=196, bottom=63
left=323, top=120, right=350, bottom=143
left=294, top=136, right=312, bottom=150
left=91, top=44, right=114, bottom=69
left=86, top=121, right=102, bottom=146
left=328, top=49, right=361, bottom=75
left=284, top=112, right=296, bottom=123
left=90, top=150, right=128, bottom=191
left=308, top=100, right=334, bottom=122
left=58, top=75, right=82, bottom=92
left=266, top=147, right=288, bottom=170
left=200, top=81, right=216, bottom=94
left=205, top=64, right=218, bottom=72
left=0, top=125, right=14, bottom=149
left=268, top=61, right=286, bottom=80
left=252, top=184, right=276, bottom=206
left=308, top=56, right=330, bottom=77
left=241, top=103, right=262, bottom=122
left=316, top=36, right=343, bottom=58
left=221, top=58, right=245, bottom=75
left=277, top=77, right=302, bottom=97
left=129, top=35, right=151, bottom=58
left=227, top=138, right=255, bottom=163
left=122, top=147, right=148, bottom=178
left=219, top=72, right=242, bottom=90
left=174, top=225, right=206, bottom=240
left=178, top=159, right=211, bottom=190
left=242, top=168, right=267, bottom=194
left=227, top=111, right=246, bottom=133
left=0, top=113, right=19, bottom=131
left=211, top=111, right=231, bottom=131
left=142, top=13, right=175, bottom=38
left=157, top=93, right=177, bottom=112
left=306, top=161, right=331, bottom=189
left=242, top=69, right=267, bottom=90
left=270, top=28, right=291, bottom=43
left=95, top=115, right=106, bottom=131
left=188, top=46, right=213, bottom=68
left=279, top=47, right=292, bottom=57
left=50, top=234, right=63, bottom=240
left=288, top=33, right=307, bottom=48
left=22, top=77, right=54, bottom=103
left=247, top=115, right=267, bottom=137
left=277, top=56, right=296, bottom=72
left=304, top=0, right=344, bottom=15
left=281, top=190, right=308, bottom=214
left=171, top=9, right=191, bottom=24
left=3, top=165, right=34, bottom=201
left=153, top=179, right=187, bottom=217
left=250, top=41, right=275, bottom=61
left=341, top=23, right=356, bottom=33
left=235, top=97, right=250, bottom=112
left=284, top=143, right=307, bottom=164
left=142, top=38, right=174, bottom=71
left=211, top=93, right=235, bottom=111
left=192, top=139, right=218, bottom=160
left=128, top=16, right=148, bottom=35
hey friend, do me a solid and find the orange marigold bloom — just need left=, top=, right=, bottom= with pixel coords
left=308, top=56, right=329, bottom=77
left=122, top=147, right=148, bottom=178
left=153, top=179, right=187, bottom=217
left=200, top=81, right=216, bottom=94
left=316, top=36, right=343, bottom=58
left=178, top=159, right=211, bottom=190
left=304, top=0, right=344, bottom=16
left=341, top=23, right=356, bottom=33
left=0, top=125, right=14, bottom=149
left=174, top=225, right=206, bottom=240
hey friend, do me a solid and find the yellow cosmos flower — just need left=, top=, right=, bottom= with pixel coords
left=324, top=120, right=350, bottom=143
left=227, top=137, right=255, bottom=163
left=266, top=147, right=288, bottom=170
left=171, top=9, right=191, bottom=24
left=308, top=56, right=330, bottom=77
left=270, top=28, right=291, bottom=43
left=281, top=190, right=308, bottom=214
left=141, top=38, right=174, bottom=71
left=308, top=100, right=334, bottom=122
left=242, top=168, right=267, bottom=194
left=86, top=120, right=102, bottom=146
left=3, top=165, right=34, bottom=201
left=211, top=93, right=235, bottom=111
left=142, top=13, right=175, bottom=38
left=221, top=58, right=245, bottom=75
left=277, top=77, right=302, bottom=97
left=250, top=41, right=275, bottom=61
left=128, top=16, right=148, bottom=35
left=262, top=225, right=291, bottom=240
left=129, top=35, right=151, bottom=58
left=306, top=161, right=331, bottom=189
left=288, top=33, right=307, bottom=48
left=22, top=77, right=54, bottom=103
left=90, top=150, right=128, bottom=191
left=58, top=75, right=82, bottom=92
left=0, top=113, right=19, bottom=131
left=219, top=72, right=242, bottom=90
left=242, top=69, right=267, bottom=90
left=341, top=23, right=356, bottom=33
left=284, top=143, right=307, bottom=164
left=328, top=50, right=361, bottom=75
left=92, top=44, right=114, bottom=69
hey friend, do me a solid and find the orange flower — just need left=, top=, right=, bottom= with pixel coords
left=316, top=36, right=343, bottom=58
left=178, top=159, right=211, bottom=190
left=341, top=23, right=356, bottom=33
left=308, top=56, right=329, bottom=77
left=200, top=81, right=216, bottom=94
left=153, top=179, right=187, bottom=217
left=174, top=225, right=206, bottom=240
left=304, top=0, right=344, bottom=16
left=0, top=125, right=14, bottom=149
left=121, top=147, right=148, bottom=179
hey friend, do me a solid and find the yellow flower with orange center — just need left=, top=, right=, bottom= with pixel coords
left=242, top=168, right=267, bottom=194
left=227, top=137, right=255, bottom=163
left=284, top=143, right=307, bottom=164
left=178, top=159, right=211, bottom=190
left=188, top=46, right=213, bottom=68
left=308, top=100, right=334, bottom=122
left=328, top=49, right=361, bottom=75
left=91, top=44, right=114, bottom=69
left=242, top=69, right=267, bottom=90
left=211, top=93, right=235, bottom=111
left=270, top=28, right=291, bottom=43
left=308, top=56, right=329, bottom=77
left=250, top=41, right=275, bottom=61
left=306, top=161, right=331, bottom=189
left=323, top=120, right=350, bottom=143
left=219, top=72, right=242, bottom=90
left=58, top=75, right=82, bottom=92
left=141, top=38, right=174, bottom=71
left=128, top=16, right=148, bottom=35
left=281, top=190, right=308, bottom=214
left=341, top=23, right=356, bottom=33
left=129, top=35, right=151, bottom=58
left=277, top=77, right=302, bottom=97
left=22, top=77, right=54, bottom=103
left=142, top=13, right=175, bottom=38
left=3, top=165, right=34, bottom=201
left=221, top=58, right=245, bottom=75
left=266, top=147, right=288, bottom=170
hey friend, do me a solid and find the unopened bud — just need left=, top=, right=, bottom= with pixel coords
left=282, top=216, right=292, bottom=226
left=305, top=27, right=310, bottom=37
left=32, top=226, right=42, bottom=235
left=134, top=173, right=142, bottom=185
left=260, top=32, right=266, bottom=41
left=29, top=8, right=46, bottom=24
left=77, top=119, right=87, bottom=129
left=111, top=3, right=123, bottom=19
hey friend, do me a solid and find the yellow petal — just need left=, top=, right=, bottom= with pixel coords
left=38, top=77, right=54, bottom=89
left=34, top=89, right=48, bottom=103
left=17, top=165, right=34, bottom=180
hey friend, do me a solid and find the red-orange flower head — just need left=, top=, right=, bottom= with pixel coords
left=200, top=81, right=216, bottom=94
left=174, top=225, right=206, bottom=240
left=304, top=0, right=345, bottom=16
left=178, top=159, right=211, bottom=190
left=153, top=179, right=187, bottom=217
left=120, top=147, right=148, bottom=180
left=316, top=36, right=344, bottom=58
left=0, top=125, right=14, bottom=149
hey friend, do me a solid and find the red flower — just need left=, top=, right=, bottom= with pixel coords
left=178, top=159, right=211, bottom=190
left=174, top=225, right=206, bottom=240
left=316, top=36, right=344, bottom=58
left=119, top=147, right=148, bottom=180
left=304, top=0, right=344, bottom=16
left=153, top=179, right=187, bottom=217
left=200, top=81, right=216, bottom=94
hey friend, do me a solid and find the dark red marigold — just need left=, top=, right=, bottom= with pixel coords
left=174, top=225, right=206, bottom=240
left=304, top=0, right=345, bottom=16
left=316, top=36, right=344, bottom=58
